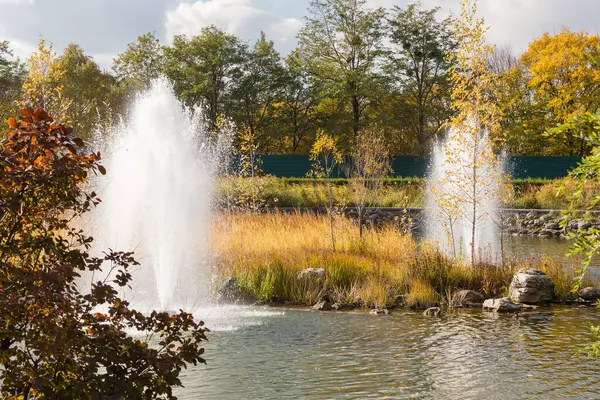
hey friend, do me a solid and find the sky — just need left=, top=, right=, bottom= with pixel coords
left=1, top=0, right=599, bottom=70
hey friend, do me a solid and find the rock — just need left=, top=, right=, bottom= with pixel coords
left=312, top=300, right=332, bottom=311
left=567, top=219, right=580, bottom=231
left=370, top=308, right=389, bottom=315
left=332, top=302, right=354, bottom=311
left=452, top=290, right=485, bottom=307
left=423, top=307, right=441, bottom=317
left=509, top=269, right=555, bottom=304
left=540, top=213, right=553, bottom=222
left=578, top=221, right=592, bottom=230
left=483, top=297, right=522, bottom=313
left=216, top=277, right=256, bottom=304
left=297, top=268, right=326, bottom=280
left=538, top=229, right=555, bottom=237
left=544, top=222, right=561, bottom=231
left=579, top=287, right=600, bottom=301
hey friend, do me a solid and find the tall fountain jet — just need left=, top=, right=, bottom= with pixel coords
left=92, top=79, right=231, bottom=311
left=426, top=121, right=504, bottom=263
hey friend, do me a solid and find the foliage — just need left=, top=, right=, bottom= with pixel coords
left=386, top=3, right=457, bottom=154
left=21, top=40, right=72, bottom=123
left=164, top=26, right=245, bottom=129
left=0, top=109, right=208, bottom=398
left=113, top=32, right=165, bottom=93
left=230, top=33, right=285, bottom=144
left=522, top=30, right=600, bottom=156
left=552, top=111, right=600, bottom=288
left=310, top=131, right=343, bottom=250
left=56, top=44, right=121, bottom=138
left=0, top=41, right=25, bottom=127
left=298, top=0, right=386, bottom=142
left=347, top=124, right=391, bottom=236
left=432, top=0, right=506, bottom=266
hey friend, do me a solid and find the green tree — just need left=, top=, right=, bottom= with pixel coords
left=0, top=108, right=207, bottom=398
left=298, top=0, right=386, bottom=141
left=269, top=49, right=320, bottom=153
left=113, top=32, right=165, bottom=93
left=386, top=3, right=457, bottom=155
left=164, top=26, right=245, bottom=129
left=0, top=41, right=25, bottom=126
left=230, top=32, right=285, bottom=145
left=56, top=44, right=120, bottom=139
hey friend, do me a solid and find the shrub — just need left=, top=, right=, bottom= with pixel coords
left=0, top=109, right=207, bottom=398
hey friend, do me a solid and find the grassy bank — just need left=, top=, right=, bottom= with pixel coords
left=218, top=176, right=600, bottom=210
left=213, top=213, right=587, bottom=308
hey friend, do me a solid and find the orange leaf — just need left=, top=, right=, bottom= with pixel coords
left=20, top=108, right=32, bottom=121
left=7, top=118, right=17, bottom=128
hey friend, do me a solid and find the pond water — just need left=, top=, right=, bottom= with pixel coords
left=172, top=236, right=600, bottom=399
left=177, top=305, right=600, bottom=399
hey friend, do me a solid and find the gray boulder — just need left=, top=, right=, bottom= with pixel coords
left=452, top=290, right=485, bottom=307
left=312, top=300, right=332, bottom=311
left=216, top=277, right=256, bottom=304
left=297, top=268, right=326, bottom=280
left=370, top=308, right=389, bottom=315
left=579, top=287, right=600, bottom=301
left=509, top=269, right=555, bottom=304
left=423, top=307, right=441, bottom=317
left=483, top=297, right=522, bottom=313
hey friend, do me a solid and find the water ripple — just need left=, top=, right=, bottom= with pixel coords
left=177, top=306, right=600, bottom=399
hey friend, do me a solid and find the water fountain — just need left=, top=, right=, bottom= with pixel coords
left=426, top=121, right=505, bottom=262
left=91, top=79, right=231, bottom=311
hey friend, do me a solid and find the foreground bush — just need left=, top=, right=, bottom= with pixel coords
left=0, top=109, right=207, bottom=399
left=214, top=213, right=581, bottom=308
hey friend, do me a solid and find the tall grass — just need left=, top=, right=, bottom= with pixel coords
left=218, top=176, right=590, bottom=210
left=212, top=212, right=571, bottom=308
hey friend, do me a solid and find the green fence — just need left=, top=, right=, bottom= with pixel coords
left=257, top=155, right=582, bottom=179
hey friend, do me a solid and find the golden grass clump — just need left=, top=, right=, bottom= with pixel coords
left=212, top=212, right=580, bottom=308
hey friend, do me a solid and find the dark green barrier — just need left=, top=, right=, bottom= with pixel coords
left=257, top=155, right=582, bottom=179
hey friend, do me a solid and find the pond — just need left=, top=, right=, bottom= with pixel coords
left=171, top=235, right=600, bottom=399
left=177, top=305, right=600, bottom=399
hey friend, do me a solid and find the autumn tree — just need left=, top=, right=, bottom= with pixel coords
left=298, top=0, right=386, bottom=142
left=386, top=3, right=457, bottom=155
left=0, top=109, right=207, bottom=398
left=0, top=41, right=25, bottom=127
left=522, top=29, right=600, bottom=156
left=310, top=131, right=343, bottom=250
left=113, top=32, right=165, bottom=93
left=432, top=0, right=504, bottom=266
left=21, top=40, right=71, bottom=122
left=164, top=26, right=245, bottom=130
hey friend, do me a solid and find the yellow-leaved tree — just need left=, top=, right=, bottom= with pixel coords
left=310, top=131, right=343, bottom=251
left=522, top=29, right=600, bottom=156
left=21, top=40, right=71, bottom=122
left=432, top=0, right=506, bottom=267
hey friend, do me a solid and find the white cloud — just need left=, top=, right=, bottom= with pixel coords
left=370, top=0, right=600, bottom=53
left=165, top=0, right=302, bottom=53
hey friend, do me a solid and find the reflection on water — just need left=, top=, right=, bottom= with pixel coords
left=178, top=306, right=600, bottom=399
left=174, top=237, right=600, bottom=399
